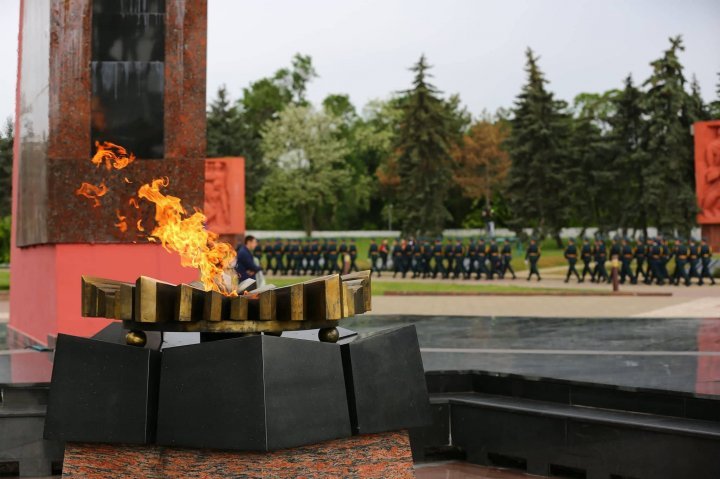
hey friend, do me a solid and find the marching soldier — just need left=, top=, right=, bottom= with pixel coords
left=688, top=238, right=700, bottom=284
left=609, top=237, right=621, bottom=261
left=634, top=237, right=647, bottom=283
left=619, top=237, right=635, bottom=284
left=475, top=238, right=488, bottom=280
left=253, top=239, right=264, bottom=265
left=422, top=239, right=433, bottom=278
left=660, top=237, right=671, bottom=282
left=368, top=238, right=381, bottom=277
left=452, top=238, right=464, bottom=279
left=501, top=238, right=516, bottom=279
left=444, top=238, right=454, bottom=278
left=412, top=240, right=423, bottom=278
left=699, top=238, right=716, bottom=286
left=465, top=238, right=476, bottom=280
left=593, top=238, right=609, bottom=283
left=564, top=238, right=580, bottom=283
left=648, top=238, right=664, bottom=285
left=379, top=239, right=389, bottom=272
left=488, top=238, right=501, bottom=279
left=273, top=238, right=285, bottom=275
left=432, top=238, right=446, bottom=279
left=525, top=238, right=541, bottom=281
left=392, top=239, right=404, bottom=278
left=580, top=238, right=594, bottom=283
left=309, top=238, right=320, bottom=275
left=327, top=238, right=339, bottom=274
left=349, top=239, right=359, bottom=272
left=672, top=238, right=690, bottom=287
left=301, top=239, right=311, bottom=275
left=264, top=239, right=274, bottom=273
left=403, top=238, right=413, bottom=278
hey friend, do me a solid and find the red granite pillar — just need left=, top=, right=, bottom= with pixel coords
left=9, top=0, right=209, bottom=348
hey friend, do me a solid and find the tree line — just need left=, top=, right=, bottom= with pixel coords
left=206, top=36, right=720, bottom=239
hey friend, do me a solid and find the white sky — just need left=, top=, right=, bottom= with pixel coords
left=0, top=0, right=718, bottom=123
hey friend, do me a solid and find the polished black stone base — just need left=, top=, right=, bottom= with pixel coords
left=42, top=327, right=431, bottom=452
left=156, top=335, right=351, bottom=451
left=341, top=325, right=432, bottom=434
left=44, top=334, right=160, bottom=444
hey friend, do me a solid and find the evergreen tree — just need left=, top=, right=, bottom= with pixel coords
left=206, top=86, right=242, bottom=157
left=609, top=76, right=647, bottom=236
left=0, top=118, right=13, bottom=217
left=641, top=36, right=696, bottom=236
left=710, top=73, right=720, bottom=119
left=505, top=48, right=573, bottom=244
left=393, top=56, right=456, bottom=236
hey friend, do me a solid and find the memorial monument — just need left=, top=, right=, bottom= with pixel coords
left=9, top=0, right=244, bottom=348
left=695, top=120, right=720, bottom=249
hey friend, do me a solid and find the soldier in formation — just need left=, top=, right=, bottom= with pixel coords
left=250, top=236, right=717, bottom=286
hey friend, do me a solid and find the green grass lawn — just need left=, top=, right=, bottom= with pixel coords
left=0, top=269, right=8, bottom=290
left=267, top=276, right=581, bottom=295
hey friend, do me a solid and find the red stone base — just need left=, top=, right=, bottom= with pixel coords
left=701, top=224, right=720, bottom=253
left=61, top=430, right=415, bottom=478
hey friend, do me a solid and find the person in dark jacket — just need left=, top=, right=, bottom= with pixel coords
left=235, top=235, right=263, bottom=283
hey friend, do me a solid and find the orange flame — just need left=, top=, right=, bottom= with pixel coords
left=92, top=141, right=136, bottom=170
left=75, top=182, right=108, bottom=207
left=123, top=177, right=133, bottom=184
left=115, top=209, right=128, bottom=233
left=129, top=198, right=140, bottom=209
left=137, top=219, right=144, bottom=232
left=137, top=178, right=237, bottom=295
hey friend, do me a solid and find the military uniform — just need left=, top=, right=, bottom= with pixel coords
left=422, top=240, right=433, bottom=278
left=273, top=239, right=285, bottom=275
left=634, top=239, right=647, bottom=282
left=452, top=241, right=464, bottom=279
left=476, top=240, right=488, bottom=280
left=564, top=240, right=580, bottom=282
left=444, top=240, right=454, bottom=278
left=619, top=240, right=635, bottom=284
left=672, top=241, right=690, bottom=286
left=327, top=239, right=339, bottom=274
left=349, top=241, right=359, bottom=273
left=648, top=240, right=664, bottom=285
left=368, top=241, right=380, bottom=277
left=525, top=240, right=541, bottom=281
left=412, top=241, right=423, bottom=278
left=488, top=240, right=501, bottom=279
left=264, top=241, right=274, bottom=272
left=432, top=240, right=446, bottom=278
left=501, top=240, right=516, bottom=279
left=593, top=241, right=609, bottom=283
left=580, top=239, right=594, bottom=283
left=688, top=240, right=700, bottom=284
left=392, top=242, right=403, bottom=278
left=699, top=240, right=715, bottom=286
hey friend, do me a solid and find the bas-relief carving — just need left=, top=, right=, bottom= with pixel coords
left=204, top=158, right=245, bottom=234
left=205, top=161, right=230, bottom=227
left=696, top=121, right=720, bottom=224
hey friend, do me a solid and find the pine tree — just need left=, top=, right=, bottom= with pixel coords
left=505, top=48, right=573, bottom=244
left=609, top=76, right=647, bottom=236
left=641, top=36, right=697, bottom=236
left=393, top=56, right=456, bottom=236
left=708, top=73, right=720, bottom=120
left=206, top=86, right=242, bottom=158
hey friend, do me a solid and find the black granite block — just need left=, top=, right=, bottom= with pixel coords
left=156, top=335, right=351, bottom=451
left=341, top=325, right=432, bottom=434
left=43, top=334, right=160, bottom=444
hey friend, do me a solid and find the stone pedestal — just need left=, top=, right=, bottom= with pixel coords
left=60, top=431, right=415, bottom=479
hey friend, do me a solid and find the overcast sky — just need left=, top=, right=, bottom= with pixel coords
left=0, top=0, right=718, bottom=123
